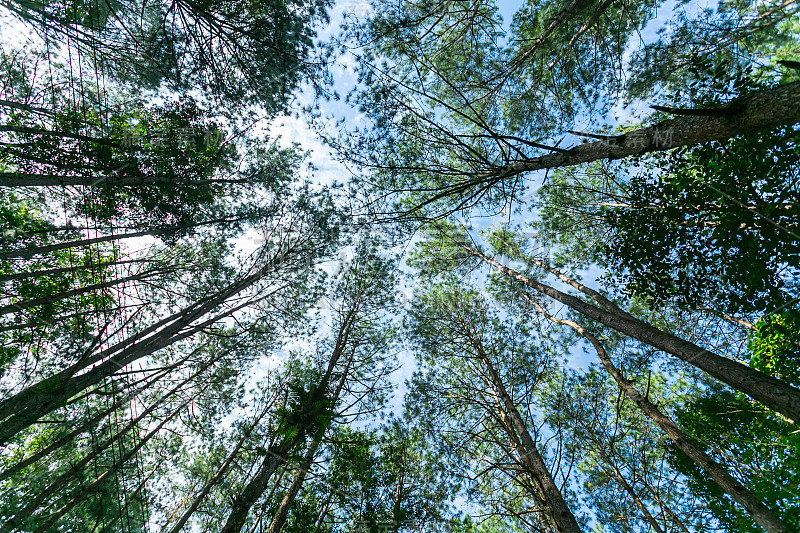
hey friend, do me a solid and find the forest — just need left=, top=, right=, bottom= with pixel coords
left=0, top=0, right=798, bottom=532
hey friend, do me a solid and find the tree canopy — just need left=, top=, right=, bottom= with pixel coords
left=1, top=0, right=799, bottom=532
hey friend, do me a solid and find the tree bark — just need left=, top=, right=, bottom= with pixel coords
left=0, top=230, right=156, bottom=260
left=493, top=81, right=800, bottom=180
left=0, top=267, right=174, bottom=316
left=220, top=279, right=367, bottom=533
left=526, top=295, right=791, bottom=533
left=264, top=437, right=322, bottom=533
left=476, top=342, right=583, bottom=533
left=263, top=347, right=357, bottom=533
left=165, top=405, right=273, bottom=533
left=0, top=248, right=298, bottom=442
left=469, top=246, right=800, bottom=422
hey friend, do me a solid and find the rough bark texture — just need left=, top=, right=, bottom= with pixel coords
left=220, top=306, right=360, bottom=533
left=527, top=295, right=791, bottom=533
left=220, top=437, right=300, bottom=533
left=265, top=437, right=321, bottom=533
left=470, top=247, right=800, bottom=422
left=494, top=81, right=800, bottom=179
left=167, top=407, right=272, bottom=533
left=478, top=345, right=584, bottom=533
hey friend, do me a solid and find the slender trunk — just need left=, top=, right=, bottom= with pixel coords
left=0, top=230, right=156, bottom=260
left=526, top=296, right=791, bottom=533
left=694, top=306, right=755, bottom=330
left=0, top=267, right=174, bottom=316
left=0, top=365, right=172, bottom=482
left=590, top=442, right=665, bottom=533
left=0, top=251, right=294, bottom=441
left=469, top=246, right=800, bottom=422
left=28, top=392, right=199, bottom=533
left=263, top=349, right=356, bottom=533
left=0, top=292, right=255, bottom=442
left=391, top=462, right=406, bottom=533
left=0, top=172, right=252, bottom=187
left=314, top=490, right=335, bottom=531
left=221, top=299, right=360, bottom=533
left=494, top=81, right=800, bottom=180
left=264, top=437, right=322, bottom=533
left=476, top=344, right=583, bottom=533
left=165, top=404, right=273, bottom=533
left=221, top=436, right=301, bottom=533
left=0, top=258, right=145, bottom=283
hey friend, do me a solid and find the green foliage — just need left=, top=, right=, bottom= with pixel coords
left=6, top=0, right=330, bottom=112
left=0, top=191, right=118, bottom=377
left=306, top=423, right=452, bottom=533
left=405, top=221, right=475, bottom=277
left=627, top=0, right=800, bottom=105
left=748, top=310, right=800, bottom=385
left=339, top=0, right=662, bottom=220
left=669, top=387, right=800, bottom=533
left=0, top=389, right=151, bottom=532
left=276, top=378, right=335, bottom=440
left=602, top=124, right=800, bottom=314
left=3, top=1, right=800, bottom=531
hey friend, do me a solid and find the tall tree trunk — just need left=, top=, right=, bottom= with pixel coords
left=220, top=291, right=364, bottom=533
left=165, top=403, right=274, bottom=533
left=263, top=348, right=357, bottom=533
left=0, top=230, right=156, bottom=260
left=0, top=250, right=295, bottom=442
left=0, top=258, right=146, bottom=283
left=264, top=437, right=322, bottom=533
left=493, top=81, right=800, bottom=180
left=0, top=267, right=174, bottom=316
left=220, top=435, right=302, bottom=533
left=526, top=295, right=791, bottom=533
left=468, top=246, right=800, bottom=422
left=476, top=342, right=583, bottom=533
